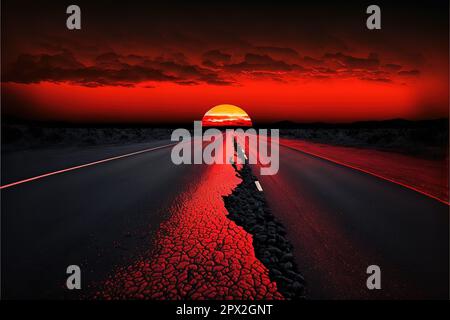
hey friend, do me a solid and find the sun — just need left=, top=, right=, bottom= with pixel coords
left=202, top=104, right=252, bottom=127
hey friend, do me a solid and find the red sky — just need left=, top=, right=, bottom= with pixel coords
left=2, top=1, right=448, bottom=124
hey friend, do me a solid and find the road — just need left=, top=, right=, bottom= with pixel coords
left=251, top=142, right=449, bottom=299
left=1, top=139, right=210, bottom=299
left=1, top=137, right=448, bottom=299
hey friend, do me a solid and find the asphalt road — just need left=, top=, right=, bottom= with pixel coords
left=253, top=143, right=449, bottom=299
left=1, top=138, right=448, bottom=299
left=1, top=139, right=209, bottom=299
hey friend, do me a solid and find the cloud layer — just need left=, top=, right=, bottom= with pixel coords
left=4, top=45, right=422, bottom=88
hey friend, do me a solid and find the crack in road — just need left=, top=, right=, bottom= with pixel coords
left=93, top=143, right=283, bottom=299
left=224, top=140, right=306, bottom=299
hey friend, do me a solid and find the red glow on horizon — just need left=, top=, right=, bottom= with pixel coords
left=2, top=75, right=448, bottom=124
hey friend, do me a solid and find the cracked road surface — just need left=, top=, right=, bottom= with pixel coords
left=1, top=135, right=283, bottom=299
left=2, top=134, right=448, bottom=299
left=95, top=163, right=282, bottom=300
left=244, top=139, right=449, bottom=299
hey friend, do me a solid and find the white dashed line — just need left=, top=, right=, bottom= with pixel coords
left=238, top=147, right=248, bottom=160
left=236, top=144, right=248, bottom=161
left=255, top=181, right=263, bottom=192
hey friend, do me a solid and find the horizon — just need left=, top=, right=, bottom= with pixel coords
left=2, top=1, right=449, bottom=124
left=2, top=114, right=448, bottom=128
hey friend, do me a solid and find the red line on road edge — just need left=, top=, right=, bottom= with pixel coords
left=0, top=143, right=177, bottom=190
left=280, top=143, right=449, bottom=206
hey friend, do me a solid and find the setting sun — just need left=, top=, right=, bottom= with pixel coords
left=202, top=104, right=252, bottom=127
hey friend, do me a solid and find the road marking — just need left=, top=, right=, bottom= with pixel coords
left=235, top=143, right=248, bottom=161
left=241, top=148, right=248, bottom=160
left=280, top=142, right=449, bottom=206
left=0, top=143, right=177, bottom=190
left=238, top=149, right=248, bottom=161
left=255, top=181, right=263, bottom=192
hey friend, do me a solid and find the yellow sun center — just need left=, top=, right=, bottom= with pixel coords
left=202, top=104, right=252, bottom=127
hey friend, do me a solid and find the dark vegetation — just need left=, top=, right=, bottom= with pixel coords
left=274, top=118, right=449, bottom=159
left=2, top=117, right=448, bottom=158
left=1, top=118, right=174, bottom=152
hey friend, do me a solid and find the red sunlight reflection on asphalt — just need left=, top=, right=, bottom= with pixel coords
left=95, top=155, right=283, bottom=300
left=279, top=138, right=449, bottom=205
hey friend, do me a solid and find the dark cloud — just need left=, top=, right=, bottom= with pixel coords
left=5, top=52, right=175, bottom=86
left=4, top=45, right=423, bottom=87
left=384, top=63, right=403, bottom=72
left=224, top=53, right=299, bottom=73
left=323, top=52, right=379, bottom=69
left=198, top=74, right=235, bottom=86
left=254, top=47, right=300, bottom=61
left=303, top=56, right=323, bottom=66
left=202, top=50, right=232, bottom=67
left=95, top=52, right=127, bottom=70
left=398, top=69, right=421, bottom=76
left=155, top=52, right=190, bottom=65
left=27, top=51, right=84, bottom=70
left=402, top=53, right=426, bottom=67
left=202, top=60, right=219, bottom=69
left=4, top=51, right=232, bottom=87
left=360, top=77, right=392, bottom=83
